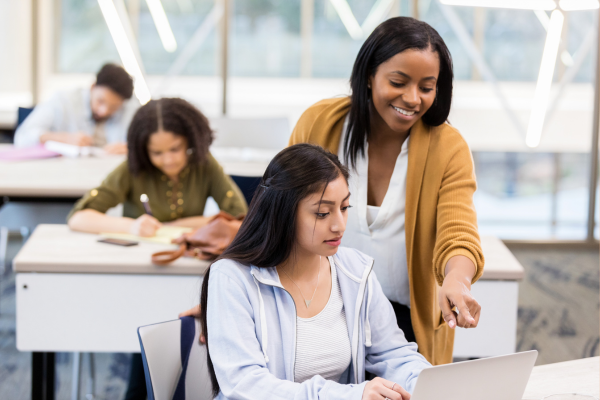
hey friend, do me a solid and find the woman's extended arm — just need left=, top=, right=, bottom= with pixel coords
left=432, top=137, right=485, bottom=330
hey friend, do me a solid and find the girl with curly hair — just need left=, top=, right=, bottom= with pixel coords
left=68, top=97, right=247, bottom=236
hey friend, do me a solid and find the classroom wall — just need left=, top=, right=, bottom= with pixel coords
left=0, top=0, right=31, bottom=93
left=0, top=0, right=32, bottom=128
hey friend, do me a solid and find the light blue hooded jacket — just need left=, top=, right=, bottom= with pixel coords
left=206, top=246, right=432, bottom=400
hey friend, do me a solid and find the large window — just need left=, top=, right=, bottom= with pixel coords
left=52, top=0, right=599, bottom=240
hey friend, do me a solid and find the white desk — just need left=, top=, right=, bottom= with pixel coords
left=453, top=235, right=524, bottom=358
left=14, top=225, right=208, bottom=353
left=14, top=226, right=525, bottom=399
left=523, top=357, right=599, bottom=399
left=14, top=224, right=210, bottom=400
left=0, top=144, right=271, bottom=198
left=15, top=227, right=522, bottom=356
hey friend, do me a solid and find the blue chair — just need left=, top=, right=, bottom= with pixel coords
left=230, top=175, right=262, bottom=206
left=16, top=106, right=34, bottom=129
left=138, top=317, right=213, bottom=400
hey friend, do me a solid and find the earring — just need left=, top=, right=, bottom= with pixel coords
left=186, top=148, right=193, bottom=155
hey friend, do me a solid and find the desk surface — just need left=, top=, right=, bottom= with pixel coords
left=15, top=225, right=522, bottom=280
left=0, top=144, right=271, bottom=197
left=13, top=224, right=209, bottom=275
left=480, top=236, right=525, bottom=280
left=523, top=356, right=599, bottom=398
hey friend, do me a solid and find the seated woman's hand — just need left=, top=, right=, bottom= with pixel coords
left=129, top=214, right=162, bottom=237
left=178, top=305, right=205, bottom=344
left=362, top=377, right=410, bottom=400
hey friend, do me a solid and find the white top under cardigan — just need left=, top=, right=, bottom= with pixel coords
left=293, top=259, right=352, bottom=383
left=338, top=116, right=411, bottom=306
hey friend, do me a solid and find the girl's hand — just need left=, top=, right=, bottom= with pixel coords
left=179, top=305, right=205, bottom=344
left=129, top=214, right=162, bottom=237
left=362, top=377, right=411, bottom=400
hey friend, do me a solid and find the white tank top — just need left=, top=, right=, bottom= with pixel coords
left=294, top=261, right=352, bottom=383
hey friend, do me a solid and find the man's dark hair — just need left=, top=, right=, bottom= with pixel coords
left=127, top=98, right=213, bottom=175
left=95, top=63, right=134, bottom=100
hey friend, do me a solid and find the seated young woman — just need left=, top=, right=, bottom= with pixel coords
left=67, top=97, right=247, bottom=236
left=200, top=143, right=430, bottom=400
left=67, top=97, right=248, bottom=400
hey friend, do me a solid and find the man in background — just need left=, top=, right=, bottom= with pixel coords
left=14, top=63, right=139, bottom=154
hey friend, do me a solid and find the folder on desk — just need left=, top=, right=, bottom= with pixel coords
left=0, top=145, right=60, bottom=161
left=99, top=226, right=193, bottom=245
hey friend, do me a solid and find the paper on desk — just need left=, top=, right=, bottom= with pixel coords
left=44, top=141, right=106, bottom=158
left=99, top=226, right=193, bottom=244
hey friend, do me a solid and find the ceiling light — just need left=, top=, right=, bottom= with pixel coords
left=145, top=0, right=178, bottom=52
left=328, top=0, right=363, bottom=39
left=559, top=0, right=599, bottom=10
left=439, top=0, right=557, bottom=10
left=526, top=10, right=565, bottom=148
left=98, top=0, right=151, bottom=104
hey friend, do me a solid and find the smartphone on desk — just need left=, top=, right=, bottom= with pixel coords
left=97, top=238, right=139, bottom=247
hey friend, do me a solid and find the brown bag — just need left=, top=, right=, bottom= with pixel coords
left=151, top=211, right=244, bottom=265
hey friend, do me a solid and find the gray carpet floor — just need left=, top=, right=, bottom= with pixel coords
left=0, top=237, right=598, bottom=399
left=508, top=244, right=600, bottom=365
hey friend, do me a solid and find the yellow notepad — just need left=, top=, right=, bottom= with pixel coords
left=99, top=226, right=193, bottom=245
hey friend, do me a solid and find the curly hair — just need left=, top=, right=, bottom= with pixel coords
left=127, top=98, right=213, bottom=175
left=95, top=63, right=134, bottom=100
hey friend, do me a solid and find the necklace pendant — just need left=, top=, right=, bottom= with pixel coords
left=305, top=300, right=311, bottom=308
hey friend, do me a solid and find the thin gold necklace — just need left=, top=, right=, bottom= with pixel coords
left=281, top=256, right=321, bottom=308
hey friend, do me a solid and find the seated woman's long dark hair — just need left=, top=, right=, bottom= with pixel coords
left=200, top=143, right=349, bottom=397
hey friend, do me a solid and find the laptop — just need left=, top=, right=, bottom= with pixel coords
left=412, top=351, right=538, bottom=400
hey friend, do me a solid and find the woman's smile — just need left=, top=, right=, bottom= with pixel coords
left=391, top=104, right=418, bottom=120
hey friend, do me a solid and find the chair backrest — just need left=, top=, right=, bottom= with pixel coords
left=138, top=317, right=213, bottom=400
left=17, top=107, right=34, bottom=129
left=230, top=175, right=262, bottom=206
left=210, top=117, right=290, bottom=150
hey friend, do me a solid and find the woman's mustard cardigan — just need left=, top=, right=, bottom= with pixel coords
left=289, top=97, right=485, bottom=365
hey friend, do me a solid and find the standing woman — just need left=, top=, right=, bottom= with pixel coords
left=289, top=17, right=484, bottom=365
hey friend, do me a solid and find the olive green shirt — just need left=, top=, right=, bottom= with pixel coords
left=68, top=153, right=248, bottom=222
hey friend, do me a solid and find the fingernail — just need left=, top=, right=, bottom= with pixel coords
left=448, top=320, right=455, bottom=328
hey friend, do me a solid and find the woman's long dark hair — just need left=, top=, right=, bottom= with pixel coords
left=346, top=16, right=454, bottom=168
left=200, top=143, right=349, bottom=397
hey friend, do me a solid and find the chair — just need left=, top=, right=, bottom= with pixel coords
left=210, top=117, right=290, bottom=150
left=17, top=107, right=34, bottom=129
left=138, top=317, right=213, bottom=400
left=230, top=175, right=262, bottom=206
